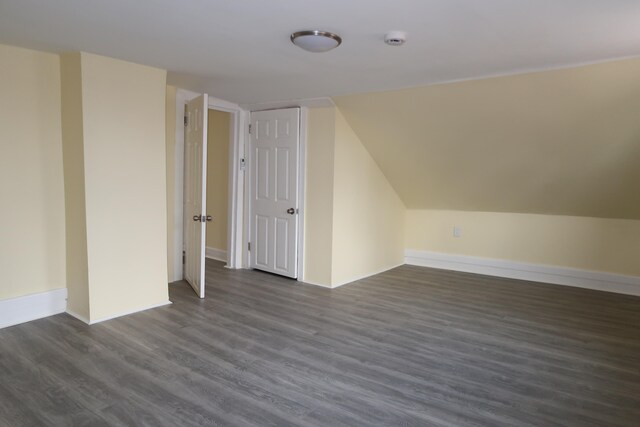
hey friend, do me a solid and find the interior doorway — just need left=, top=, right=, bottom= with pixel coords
left=204, top=108, right=232, bottom=264
left=173, top=90, right=247, bottom=291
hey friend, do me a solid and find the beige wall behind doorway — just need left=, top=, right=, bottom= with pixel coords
left=205, top=109, right=231, bottom=255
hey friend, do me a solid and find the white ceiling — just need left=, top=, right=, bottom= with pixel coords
left=1, top=0, right=639, bottom=105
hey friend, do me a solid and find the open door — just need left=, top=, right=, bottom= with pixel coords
left=184, top=94, right=208, bottom=298
left=249, top=108, right=300, bottom=278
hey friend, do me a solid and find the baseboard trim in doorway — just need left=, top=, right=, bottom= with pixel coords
left=66, top=300, right=173, bottom=325
left=405, top=250, right=640, bottom=297
left=0, top=288, right=67, bottom=329
left=205, top=247, right=227, bottom=262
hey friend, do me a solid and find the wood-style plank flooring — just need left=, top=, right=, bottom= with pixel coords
left=1, top=260, right=639, bottom=426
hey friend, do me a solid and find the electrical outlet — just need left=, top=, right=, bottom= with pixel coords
left=453, top=226, right=461, bottom=238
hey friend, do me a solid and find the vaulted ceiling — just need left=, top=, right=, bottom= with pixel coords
left=1, top=1, right=640, bottom=104
left=334, top=58, right=640, bottom=219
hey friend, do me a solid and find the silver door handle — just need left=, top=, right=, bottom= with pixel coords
left=206, top=215, right=213, bottom=222
left=287, top=208, right=295, bottom=215
left=193, top=215, right=201, bottom=222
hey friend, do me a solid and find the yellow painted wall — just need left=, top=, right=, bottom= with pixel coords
left=0, top=44, right=66, bottom=301
left=334, top=57, right=640, bottom=219
left=303, top=107, right=405, bottom=287
left=331, top=109, right=406, bottom=285
left=60, top=52, right=90, bottom=318
left=334, top=58, right=640, bottom=282
left=406, top=210, right=640, bottom=277
left=166, top=85, right=177, bottom=281
left=79, top=53, right=169, bottom=321
left=205, top=109, right=230, bottom=252
left=303, top=107, right=336, bottom=286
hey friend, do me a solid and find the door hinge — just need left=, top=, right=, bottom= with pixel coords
left=248, top=242, right=251, bottom=251
left=184, top=116, right=188, bottom=127
left=248, top=124, right=252, bottom=134
left=182, top=250, right=186, bottom=264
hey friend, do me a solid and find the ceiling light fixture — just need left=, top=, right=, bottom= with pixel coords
left=290, top=30, right=342, bottom=53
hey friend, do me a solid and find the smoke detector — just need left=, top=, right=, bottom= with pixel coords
left=384, top=31, right=407, bottom=46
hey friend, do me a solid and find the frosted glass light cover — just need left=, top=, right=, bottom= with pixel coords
left=291, top=31, right=342, bottom=52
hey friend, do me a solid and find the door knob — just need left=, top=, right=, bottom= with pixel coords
left=193, top=215, right=201, bottom=222
left=206, top=215, right=213, bottom=222
left=287, top=208, right=295, bottom=215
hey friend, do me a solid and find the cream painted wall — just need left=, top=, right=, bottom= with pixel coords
left=60, top=53, right=90, bottom=318
left=406, top=210, right=640, bottom=277
left=303, top=107, right=405, bottom=287
left=205, top=109, right=230, bottom=251
left=79, top=53, right=169, bottom=321
left=331, top=109, right=406, bottom=285
left=166, top=85, right=177, bottom=281
left=0, top=44, right=66, bottom=301
left=303, top=107, right=336, bottom=286
left=334, top=57, right=640, bottom=219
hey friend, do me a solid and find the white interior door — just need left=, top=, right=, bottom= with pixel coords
left=184, top=94, right=208, bottom=298
left=250, top=108, right=300, bottom=278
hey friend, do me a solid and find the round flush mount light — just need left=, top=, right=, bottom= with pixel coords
left=384, top=31, right=407, bottom=46
left=291, top=30, right=342, bottom=52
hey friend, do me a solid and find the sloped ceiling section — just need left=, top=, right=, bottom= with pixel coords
left=333, top=58, right=640, bottom=219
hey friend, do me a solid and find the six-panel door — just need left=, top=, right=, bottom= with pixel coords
left=250, top=108, right=300, bottom=278
left=184, top=94, right=208, bottom=298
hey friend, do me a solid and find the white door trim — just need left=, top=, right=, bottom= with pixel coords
left=242, top=111, right=251, bottom=269
left=297, top=107, right=308, bottom=281
left=174, top=91, right=247, bottom=277
left=207, top=96, right=246, bottom=270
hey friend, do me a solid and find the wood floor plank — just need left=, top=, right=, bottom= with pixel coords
left=1, top=259, right=639, bottom=426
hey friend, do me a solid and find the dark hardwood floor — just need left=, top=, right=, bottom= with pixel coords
left=1, top=259, right=639, bottom=426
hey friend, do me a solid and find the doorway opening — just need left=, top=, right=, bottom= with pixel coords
left=203, top=108, right=232, bottom=265
left=173, top=91, right=247, bottom=296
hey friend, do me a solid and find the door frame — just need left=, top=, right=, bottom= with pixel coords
left=173, top=91, right=307, bottom=282
left=208, top=97, right=247, bottom=271
left=244, top=107, right=308, bottom=279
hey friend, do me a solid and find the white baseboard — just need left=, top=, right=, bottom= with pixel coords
left=300, top=279, right=333, bottom=288
left=67, top=300, right=172, bottom=325
left=331, top=262, right=405, bottom=288
left=88, top=301, right=172, bottom=325
left=405, top=250, right=640, bottom=297
left=0, top=288, right=67, bottom=329
left=66, top=309, right=90, bottom=324
left=205, top=247, right=227, bottom=262
left=301, top=262, right=405, bottom=289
